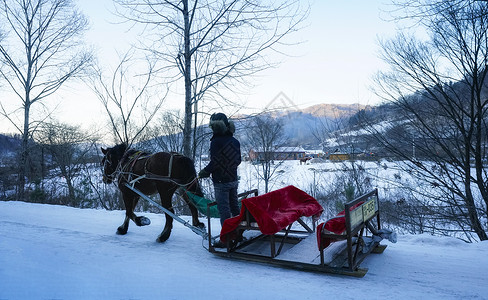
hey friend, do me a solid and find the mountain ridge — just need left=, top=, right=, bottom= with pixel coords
left=300, top=103, right=371, bottom=118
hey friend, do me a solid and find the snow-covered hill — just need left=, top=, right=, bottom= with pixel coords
left=0, top=201, right=486, bottom=299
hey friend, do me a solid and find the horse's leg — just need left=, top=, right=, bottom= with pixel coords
left=117, top=192, right=150, bottom=235
left=117, top=192, right=137, bottom=235
left=130, top=196, right=151, bottom=227
left=117, top=215, right=131, bottom=235
left=185, top=194, right=205, bottom=229
left=156, top=189, right=174, bottom=243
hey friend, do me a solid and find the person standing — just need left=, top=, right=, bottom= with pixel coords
left=198, top=113, right=241, bottom=227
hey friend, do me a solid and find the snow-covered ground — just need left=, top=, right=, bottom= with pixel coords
left=1, top=201, right=487, bottom=300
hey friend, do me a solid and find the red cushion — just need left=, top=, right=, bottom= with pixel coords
left=220, top=186, right=323, bottom=242
left=316, top=201, right=364, bottom=250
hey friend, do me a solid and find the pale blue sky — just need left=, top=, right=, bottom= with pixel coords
left=250, top=0, right=396, bottom=108
left=1, top=0, right=397, bottom=133
left=77, top=0, right=396, bottom=109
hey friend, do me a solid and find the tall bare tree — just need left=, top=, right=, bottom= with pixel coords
left=90, top=51, right=166, bottom=147
left=114, top=0, right=307, bottom=158
left=372, top=0, right=488, bottom=241
left=245, top=114, right=286, bottom=193
left=147, top=110, right=185, bottom=153
left=36, top=120, right=98, bottom=206
left=0, top=0, right=92, bottom=200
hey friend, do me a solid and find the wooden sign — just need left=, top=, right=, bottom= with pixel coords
left=348, top=196, right=378, bottom=230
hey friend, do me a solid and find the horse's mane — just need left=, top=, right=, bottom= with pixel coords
left=109, top=144, right=144, bottom=165
left=120, top=148, right=150, bottom=165
left=124, top=149, right=143, bottom=158
left=111, top=143, right=128, bottom=158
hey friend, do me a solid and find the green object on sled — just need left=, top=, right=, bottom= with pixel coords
left=185, top=191, right=220, bottom=218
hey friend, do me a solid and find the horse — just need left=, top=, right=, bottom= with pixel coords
left=300, top=156, right=312, bottom=165
left=101, top=143, right=205, bottom=242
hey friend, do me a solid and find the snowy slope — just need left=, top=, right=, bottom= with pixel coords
left=0, top=201, right=487, bottom=300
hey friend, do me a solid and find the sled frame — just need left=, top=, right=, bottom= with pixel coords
left=319, top=189, right=386, bottom=272
left=207, top=189, right=386, bottom=277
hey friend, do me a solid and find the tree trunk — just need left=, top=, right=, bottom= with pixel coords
left=465, top=184, right=488, bottom=241
left=182, top=0, right=192, bottom=158
left=192, top=100, right=199, bottom=160
left=59, top=165, right=76, bottom=205
left=18, top=100, right=30, bottom=201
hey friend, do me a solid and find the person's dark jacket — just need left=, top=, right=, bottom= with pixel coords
left=202, top=118, right=241, bottom=183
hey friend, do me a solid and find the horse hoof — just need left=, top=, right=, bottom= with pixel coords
left=157, top=231, right=171, bottom=243
left=156, top=235, right=168, bottom=243
left=116, top=227, right=128, bottom=235
left=136, top=216, right=151, bottom=226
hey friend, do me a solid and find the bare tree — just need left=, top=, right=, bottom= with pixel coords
left=311, top=117, right=338, bottom=151
left=245, top=114, right=286, bottom=193
left=147, top=110, right=185, bottom=153
left=36, top=120, right=98, bottom=206
left=389, top=0, right=488, bottom=21
left=90, top=51, right=166, bottom=146
left=372, top=0, right=488, bottom=241
left=114, top=0, right=307, bottom=158
left=0, top=0, right=92, bottom=200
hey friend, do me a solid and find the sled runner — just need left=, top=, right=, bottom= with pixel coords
left=207, top=187, right=394, bottom=277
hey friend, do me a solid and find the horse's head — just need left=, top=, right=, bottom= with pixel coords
left=101, top=144, right=127, bottom=184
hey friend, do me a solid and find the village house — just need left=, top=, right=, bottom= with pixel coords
left=305, top=149, right=324, bottom=158
left=248, top=146, right=306, bottom=162
left=328, top=152, right=350, bottom=161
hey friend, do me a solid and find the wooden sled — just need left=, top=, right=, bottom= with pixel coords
left=317, top=189, right=389, bottom=275
left=207, top=188, right=389, bottom=277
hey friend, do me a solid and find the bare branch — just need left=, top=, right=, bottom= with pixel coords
left=373, top=0, right=488, bottom=241
left=114, top=0, right=308, bottom=157
left=88, top=49, right=167, bottom=146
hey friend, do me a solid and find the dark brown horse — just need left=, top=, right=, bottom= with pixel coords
left=101, top=144, right=205, bottom=242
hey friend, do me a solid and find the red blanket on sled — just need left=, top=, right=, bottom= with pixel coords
left=220, top=185, right=323, bottom=242
left=316, top=201, right=364, bottom=250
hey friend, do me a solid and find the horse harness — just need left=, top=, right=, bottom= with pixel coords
left=116, top=151, right=196, bottom=189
